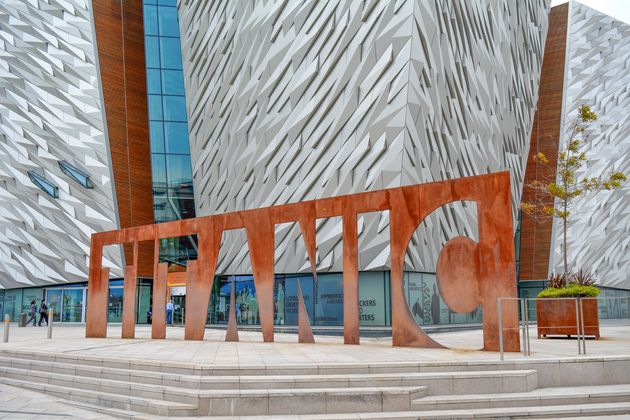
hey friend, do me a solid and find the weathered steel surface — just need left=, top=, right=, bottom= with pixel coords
left=152, top=262, right=168, bottom=339
left=121, top=264, right=137, bottom=339
left=86, top=172, right=520, bottom=351
left=225, top=277, right=239, bottom=342
left=297, top=281, right=315, bottom=344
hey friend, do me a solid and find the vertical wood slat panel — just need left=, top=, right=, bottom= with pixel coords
left=520, top=4, right=569, bottom=281
left=93, top=1, right=155, bottom=276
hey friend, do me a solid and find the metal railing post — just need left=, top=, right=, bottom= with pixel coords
left=47, top=309, right=53, bottom=339
left=2, top=314, right=8, bottom=343
left=579, top=298, right=586, bottom=354
left=524, top=298, right=530, bottom=356
left=498, top=298, right=504, bottom=361
left=574, top=298, right=581, bottom=355
left=520, top=298, right=527, bottom=356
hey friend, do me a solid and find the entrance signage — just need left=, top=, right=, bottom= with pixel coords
left=86, top=172, right=520, bottom=351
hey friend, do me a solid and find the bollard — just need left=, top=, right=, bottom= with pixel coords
left=47, top=308, right=53, bottom=339
left=3, top=314, right=9, bottom=343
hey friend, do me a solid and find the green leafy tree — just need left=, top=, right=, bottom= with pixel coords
left=521, top=105, right=627, bottom=275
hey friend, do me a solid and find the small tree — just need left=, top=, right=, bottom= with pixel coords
left=521, top=105, right=627, bottom=276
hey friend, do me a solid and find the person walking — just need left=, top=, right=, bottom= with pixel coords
left=38, top=299, right=49, bottom=326
left=166, top=300, right=174, bottom=325
left=26, top=300, right=37, bottom=326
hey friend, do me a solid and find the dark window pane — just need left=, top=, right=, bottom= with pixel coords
left=144, top=36, right=160, bottom=68
left=158, top=6, right=179, bottom=37
left=143, top=5, right=158, bottom=36
left=161, top=70, right=184, bottom=95
left=151, top=154, right=167, bottom=186
left=148, top=95, right=163, bottom=120
left=146, top=69, right=161, bottom=94
left=149, top=121, right=165, bottom=153
left=159, top=37, right=182, bottom=69
left=166, top=155, right=192, bottom=188
left=168, top=197, right=196, bottom=219
left=164, top=122, right=189, bottom=154
left=162, top=95, right=187, bottom=121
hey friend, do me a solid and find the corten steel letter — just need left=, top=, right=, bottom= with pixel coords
left=225, top=276, right=239, bottom=342
left=121, top=264, right=138, bottom=338
left=342, top=206, right=360, bottom=345
left=86, top=172, right=520, bottom=351
left=390, top=187, right=444, bottom=348
left=244, top=209, right=276, bottom=342
left=297, top=281, right=315, bottom=343
left=121, top=241, right=139, bottom=339
left=86, top=235, right=108, bottom=338
left=185, top=220, right=222, bottom=340
left=152, top=261, right=168, bottom=339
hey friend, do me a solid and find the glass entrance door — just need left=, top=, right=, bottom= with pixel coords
left=172, top=295, right=185, bottom=325
left=62, top=288, right=84, bottom=322
left=45, top=290, right=62, bottom=322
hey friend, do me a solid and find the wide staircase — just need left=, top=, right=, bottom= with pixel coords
left=0, top=348, right=629, bottom=418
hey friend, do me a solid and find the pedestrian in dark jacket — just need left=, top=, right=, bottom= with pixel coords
left=38, top=299, right=49, bottom=326
left=26, top=300, right=37, bottom=326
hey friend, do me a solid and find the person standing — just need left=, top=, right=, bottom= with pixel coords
left=26, top=300, right=37, bottom=326
left=166, top=300, right=174, bottom=325
left=38, top=299, right=48, bottom=326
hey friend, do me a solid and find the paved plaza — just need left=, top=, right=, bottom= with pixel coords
left=1, top=323, right=629, bottom=419
left=2, top=323, right=629, bottom=365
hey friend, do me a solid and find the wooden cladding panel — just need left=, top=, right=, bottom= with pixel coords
left=519, top=4, right=569, bottom=281
left=93, top=1, right=154, bottom=276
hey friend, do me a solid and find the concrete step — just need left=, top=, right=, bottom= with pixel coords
left=411, top=384, right=630, bottom=411
left=249, top=401, right=630, bottom=418
left=199, top=385, right=427, bottom=416
left=0, top=355, right=537, bottom=394
left=0, top=376, right=198, bottom=417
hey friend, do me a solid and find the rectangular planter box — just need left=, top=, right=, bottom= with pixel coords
left=536, top=298, right=600, bottom=339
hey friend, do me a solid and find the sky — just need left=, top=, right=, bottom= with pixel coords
left=551, top=0, right=630, bottom=25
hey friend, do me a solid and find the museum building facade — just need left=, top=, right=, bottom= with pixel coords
left=0, top=1, right=627, bottom=326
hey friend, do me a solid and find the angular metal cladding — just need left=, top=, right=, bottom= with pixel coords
left=177, top=0, right=550, bottom=276
left=86, top=172, right=520, bottom=352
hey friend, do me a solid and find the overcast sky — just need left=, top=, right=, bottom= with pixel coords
left=551, top=0, right=630, bottom=24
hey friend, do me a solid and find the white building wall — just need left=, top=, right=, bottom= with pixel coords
left=551, top=2, right=630, bottom=290
left=178, top=0, right=549, bottom=275
left=0, top=0, right=123, bottom=289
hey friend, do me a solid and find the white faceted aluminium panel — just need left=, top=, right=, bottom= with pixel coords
left=0, top=0, right=122, bottom=289
left=550, top=2, right=630, bottom=289
left=179, top=0, right=549, bottom=274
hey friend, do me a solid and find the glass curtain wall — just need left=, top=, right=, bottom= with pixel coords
left=143, top=0, right=197, bottom=266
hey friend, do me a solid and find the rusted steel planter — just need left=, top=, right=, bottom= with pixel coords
left=537, top=298, right=600, bottom=339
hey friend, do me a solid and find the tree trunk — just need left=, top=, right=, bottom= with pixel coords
left=563, top=201, right=568, bottom=275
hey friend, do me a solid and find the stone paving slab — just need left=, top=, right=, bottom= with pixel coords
left=1, top=324, right=629, bottom=367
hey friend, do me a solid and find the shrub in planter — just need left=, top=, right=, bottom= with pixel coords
left=536, top=271, right=601, bottom=339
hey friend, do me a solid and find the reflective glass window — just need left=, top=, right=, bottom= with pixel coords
left=108, top=288, right=123, bottom=323
left=143, top=5, right=158, bottom=36
left=144, top=36, right=160, bottom=68
left=151, top=154, right=167, bottom=186
left=157, top=7, right=179, bottom=37
left=158, top=0, right=177, bottom=6
left=146, top=69, right=161, bottom=94
left=161, top=70, right=185, bottom=95
left=162, top=95, right=187, bottom=121
left=148, top=94, right=163, bottom=120
left=149, top=121, right=165, bottom=153
left=164, top=122, right=189, bottom=154
left=159, top=37, right=183, bottom=69
left=58, top=161, right=93, bottom=189
left=143, top=0, right=157, bottom=4
left=166, top=154, right=192, bottom=187
left=28, top=171, right=59, bottom=198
